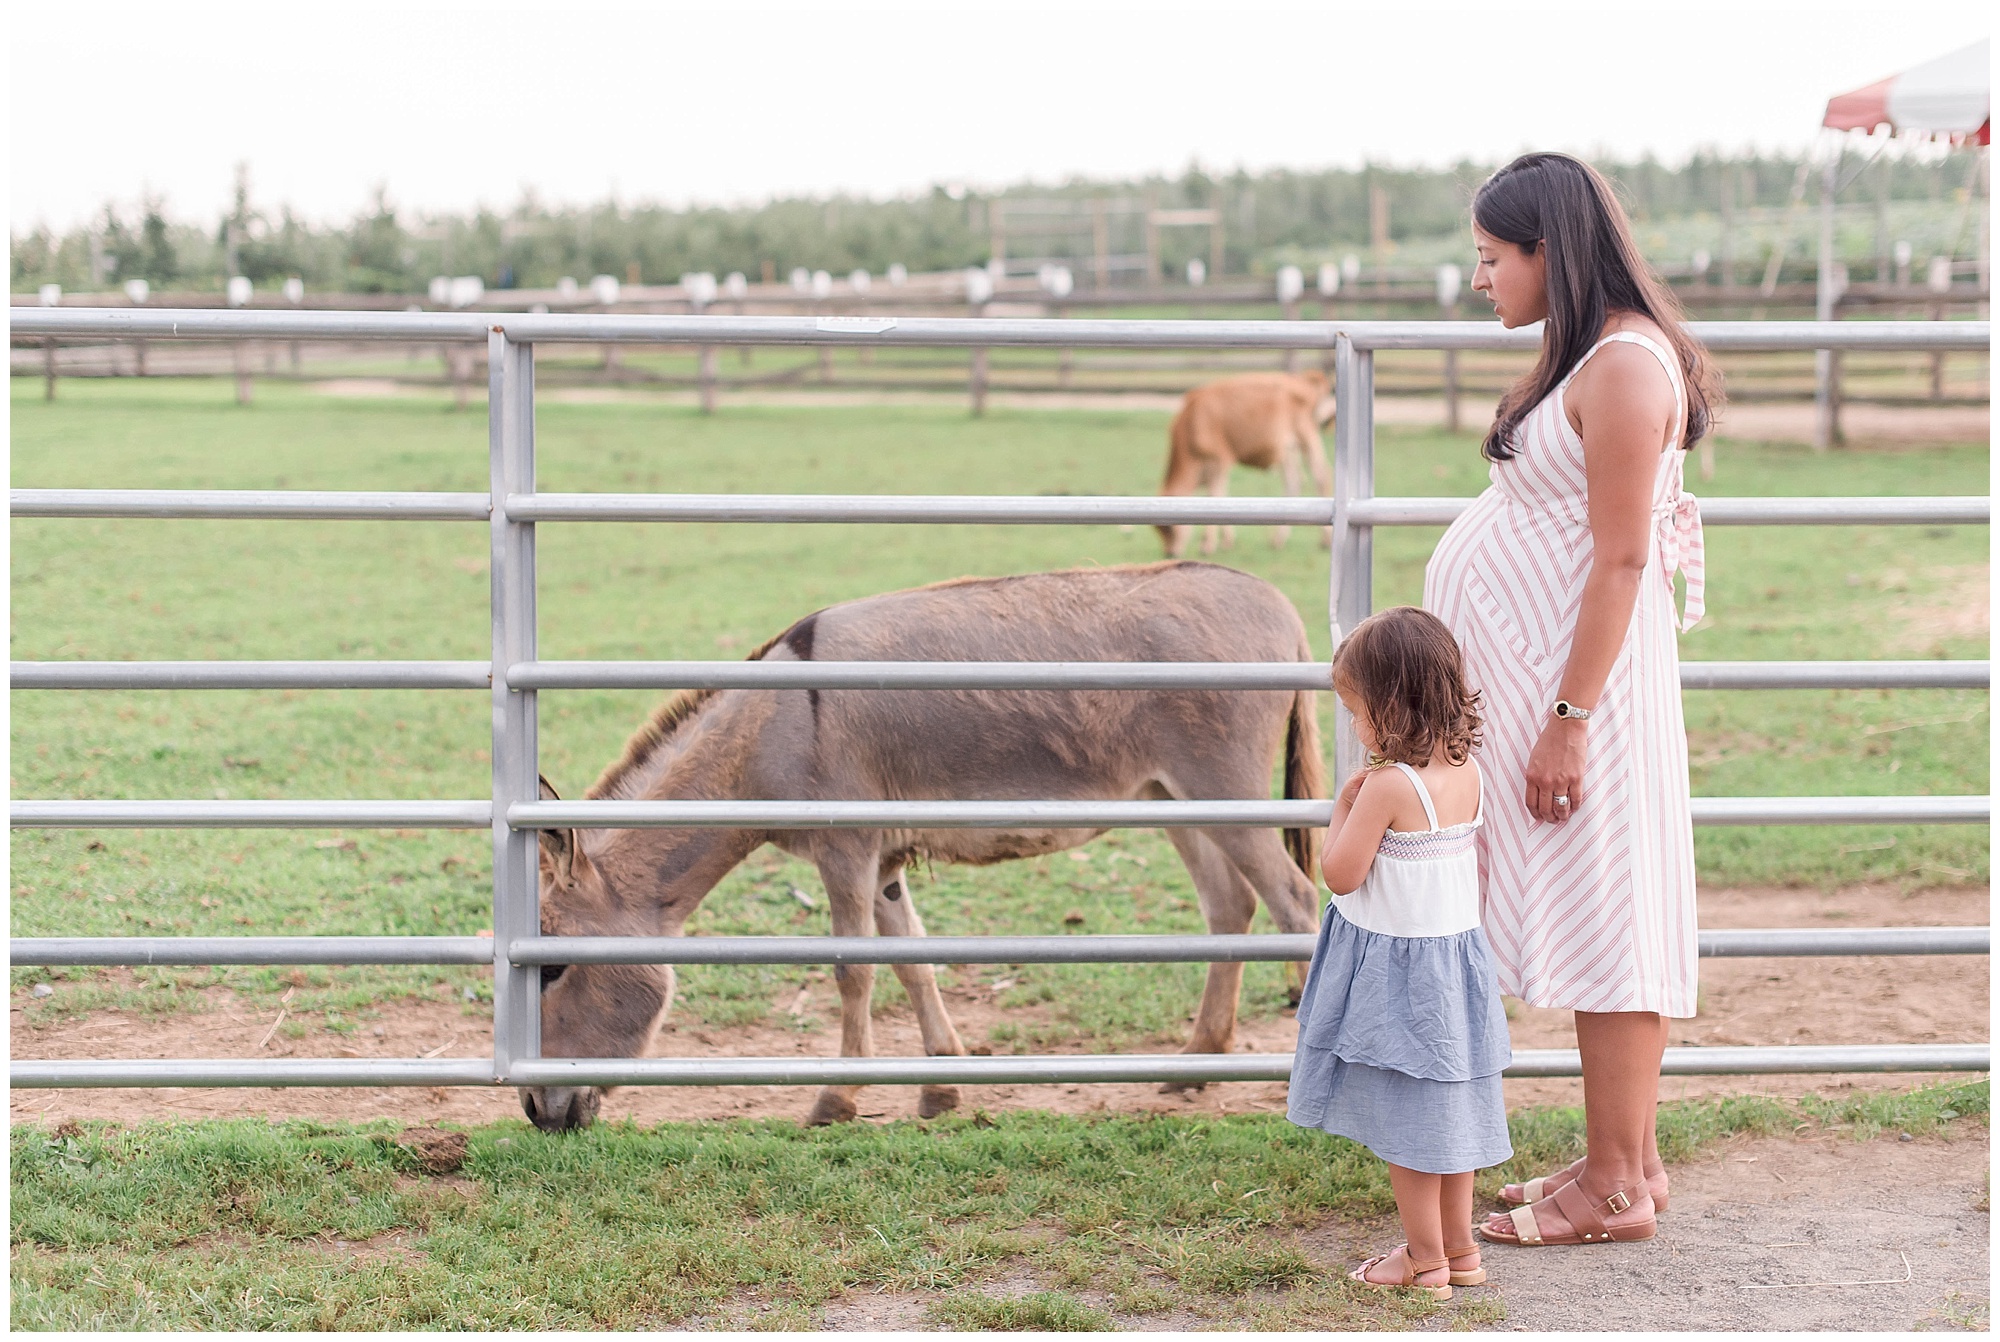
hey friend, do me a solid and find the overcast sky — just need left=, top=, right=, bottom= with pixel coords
left=9, top=1, right=1991, bottom=232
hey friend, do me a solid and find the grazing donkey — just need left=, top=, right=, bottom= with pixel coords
left=523, top=562, right=1325, bottom=1132
left=1158, top=371, right=1336, bottom=558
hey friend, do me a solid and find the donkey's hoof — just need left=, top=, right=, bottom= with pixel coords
left=804, top=1091, right=859, bottom=1126
left=918, top=1085, right=961, bottom=1118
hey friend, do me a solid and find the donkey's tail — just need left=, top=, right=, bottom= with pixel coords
left=1282, top=652, right=1326, bottom=881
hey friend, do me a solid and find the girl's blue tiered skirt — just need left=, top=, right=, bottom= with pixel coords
left=1286, top=905, right=1515, bottom=1175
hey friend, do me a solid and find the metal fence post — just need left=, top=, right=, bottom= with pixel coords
left=489, top=329, right=540, bottom=1082
left=1330, top=335, right=1375, bottom=780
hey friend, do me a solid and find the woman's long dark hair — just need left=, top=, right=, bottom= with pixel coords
left=1473, top=152, right=1719, bottom=463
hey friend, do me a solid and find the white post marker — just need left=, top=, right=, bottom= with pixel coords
left=282, top=276, right=305, bottom=304
left=1341, top=254, right=1361, bottom=283
left=38, top=284, right=60, bottom=306
left=556, top=276, right=579, bottom=300
left=1038, top=264, right=1073, bottom=299
left=790, top=267, right=811, bottom=293
left=682, top=272, right=719, bottom=307
left=811, top=270, right=833, bottom=299
left=985, top=256, right=1006, bottom=279
left=429, top=276, right=451, bottom=306
left=848, top=269, right=871, bottom=294
left=1186, top=258, right=1206, bottom=286
left=1894, top=239, right=1913, bottom=284
left=123, top=279, right=149, bottom=305
left=227, top=276, right=253, bottom=307
left=590, top=275, right=621, bottom=305
left=1275, top=265, right=1304, bottom=304
left=1318, top=262, right=1340, bottom=297
left=887, top=263, right=908, bottom=285
left=1435, top=263, right=1463, bottom=309
left=1928, top=255, right=1953, bottom=292
left=1690, top=248, right=1711, bottom=279
left=723, top=272, right=748, bottom=298
left=449, top=277, right=485, bottom=309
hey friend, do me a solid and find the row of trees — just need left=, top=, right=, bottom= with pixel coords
left=11, top=149, right=1985, bottom=295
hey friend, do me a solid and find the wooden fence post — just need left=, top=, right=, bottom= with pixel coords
left=44, top=337, right=57, bottom=400
left=699, top=346, right=718, bottom=414
left=234, top=342, right=253, bottom=405
left=970, top=348, right=989, bottom=416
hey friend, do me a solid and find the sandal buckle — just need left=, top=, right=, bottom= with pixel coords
left=1605, top=1189, right=1632, bottom=1214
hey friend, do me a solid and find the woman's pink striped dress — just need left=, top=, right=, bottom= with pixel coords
left=1425, top=331, right=1704, bottom=1017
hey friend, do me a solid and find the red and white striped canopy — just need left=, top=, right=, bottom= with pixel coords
left=1823, top=39, right=1990, bottom=144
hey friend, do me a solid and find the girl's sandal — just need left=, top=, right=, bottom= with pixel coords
left=1502, top=1158, right=1671, bottom=1213
left=1479, top=1181, right=1656, bottom=1247
left=1443, top=1244, right=1485, bottom=1287
left=1348, top=1244, right=1453, bottom=1300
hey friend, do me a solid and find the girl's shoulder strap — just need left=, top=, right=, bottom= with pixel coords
left=1385, top=760, right=1441, bottom=831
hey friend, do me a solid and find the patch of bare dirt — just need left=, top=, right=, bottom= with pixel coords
left=1479, top=1126, right=1990, bottom=1331
left=11, top=885, right=1986, bottom=1131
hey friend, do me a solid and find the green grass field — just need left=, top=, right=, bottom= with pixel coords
left=8, top=376, right=1988, bottom=1039
left=9, top=1082, right=1987, bottom=1330
left=8, top=375, right=1990, bottom=1330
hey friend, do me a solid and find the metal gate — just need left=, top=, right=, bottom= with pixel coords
left=9, top=308, right=1991, bottom=1091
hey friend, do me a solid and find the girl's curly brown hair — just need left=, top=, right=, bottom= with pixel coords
left=1332, top=606, right=1484, bottom=767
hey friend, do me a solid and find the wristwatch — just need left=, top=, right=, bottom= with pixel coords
left=1552, top=700, right=1593, bottom=721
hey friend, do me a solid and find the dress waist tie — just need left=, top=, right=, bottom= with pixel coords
left=1658, top=491, right=1705, bottom=632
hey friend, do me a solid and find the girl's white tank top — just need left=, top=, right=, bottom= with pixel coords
left=1329, top=760, right=1483, bottom=939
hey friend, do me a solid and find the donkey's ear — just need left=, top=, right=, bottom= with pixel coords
left=535, top=776, right=574, bottom=882
left=538, top=825, right=575, bottom=883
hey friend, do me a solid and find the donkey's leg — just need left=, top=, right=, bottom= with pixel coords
left=1199, top=825, right=1324, bottom=1005
left=1270, top=440, right=1302, bottom=549
left=1205, top=462, right=1234, bottom=553
left=1162, top=828, right=1259, bottom=1080
left=1301, top=417, right=1334, bottom=549
left=875, top=868, right=968, bottom=1118
left=805, top=844, right=881, bottom=1126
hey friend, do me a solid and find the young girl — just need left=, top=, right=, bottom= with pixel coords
left=1287, top=606, right=1513, bottom=1299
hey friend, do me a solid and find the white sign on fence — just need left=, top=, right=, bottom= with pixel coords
left=1275, top=265, right=1304, bottom=304
left=1317, top=262, right=1339, bottom=297
left=226, top=276, right=253, bottom=307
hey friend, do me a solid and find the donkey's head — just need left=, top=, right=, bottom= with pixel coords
left=519, top=783, right=675, bottom=1133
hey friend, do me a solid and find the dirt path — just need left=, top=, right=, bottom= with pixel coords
left=1469, top=1126, right=1989, bottom=1331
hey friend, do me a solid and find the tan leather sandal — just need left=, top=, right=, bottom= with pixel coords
left=1479, top=1180, right=1656, bottom=1247
left=1349, top=1244, right=1453, bottom=1299
left=1502, top=1158, right=1671, bottom=1213
left=1443, top=1244, right=1485, bottom=1286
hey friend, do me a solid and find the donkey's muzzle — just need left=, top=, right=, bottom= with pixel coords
left=520, top=1084, right=601, bottom=1132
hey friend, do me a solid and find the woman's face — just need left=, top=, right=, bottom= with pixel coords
left=1472, top=224, right=1548, bottom=328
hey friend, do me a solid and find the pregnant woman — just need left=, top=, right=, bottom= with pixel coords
left=1425, top=152, right=1717, bottom=1248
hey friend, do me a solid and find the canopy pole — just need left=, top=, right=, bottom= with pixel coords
left=1814, top=138, right=1842, bottom=450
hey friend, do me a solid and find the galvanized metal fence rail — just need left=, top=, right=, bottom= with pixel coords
left=9, top=309, right=1991, bottom=1092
